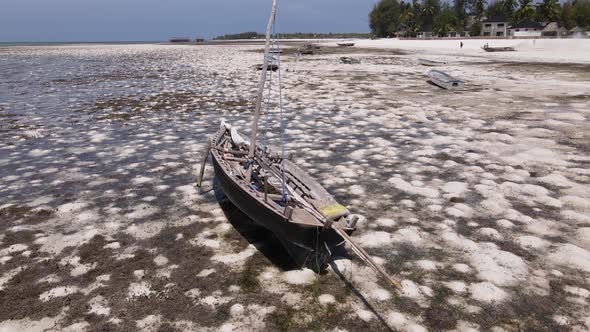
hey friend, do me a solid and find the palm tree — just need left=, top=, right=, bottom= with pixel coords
left=422, top=0, right=441, bottom=25
left=487, top=0, right=505, bottom=18
left=514, top=0, right=535, bottom=22
left=560, top=1, right=577, bottom=29
left=537, top=0, right=560, bottom=22
left=470, top=0, right=486, bottom=18
left=500, top=0, right=518, bottom=16
left=399, top=6, right=415, bottom=33
left=454, top=0, right=467, bottom=21
left=434, top=6, right=460, bottom=36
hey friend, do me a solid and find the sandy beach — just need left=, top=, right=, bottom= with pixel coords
left=1, top=39, right=589, bottom=331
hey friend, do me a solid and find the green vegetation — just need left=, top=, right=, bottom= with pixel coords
left=513, top=0, right=536, bottom=22
left=368, top=0, right=590, bottom=37
left=213, top=32, right=372, bottom=40
left=214, top=32, right=264, bottom=40
left=369, top=0, right=403, bottom=38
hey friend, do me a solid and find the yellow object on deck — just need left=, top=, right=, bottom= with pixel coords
left=319, top=204, right=348, bottom=220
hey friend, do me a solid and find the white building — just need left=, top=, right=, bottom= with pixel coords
left=509, top=19, right=543, bottom=37
left=417, top=24, right=433, bottom=38
left=481, top=15, right=509, bottom=37
left=570, top=26, right=587, bottom=38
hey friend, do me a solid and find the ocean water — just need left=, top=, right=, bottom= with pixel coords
left=0, top=41, right=161, bottom=47
left=0, top=44, right=263, bottom=201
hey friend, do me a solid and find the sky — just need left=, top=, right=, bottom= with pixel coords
left=0, top=0, right=376, bottom=42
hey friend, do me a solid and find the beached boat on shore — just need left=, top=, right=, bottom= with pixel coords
left=337, top=42, right=355, bottom=47
left=198, top=0, right=400, bottom=286
left=204, top=122, right=357, bottom=270
left=427, top=70, right=464, bottom=89
left=255, top=64, right=279, bottom=71
left=340, top=57, right=360, bottom=64
left=303, top=43, right=320, bottom=50
left=482, top=46, right=516, bottom=52
left=418, top=58, right=447, bottom=66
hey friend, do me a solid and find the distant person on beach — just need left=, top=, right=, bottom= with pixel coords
left=460, top=41, right=463, bottom=48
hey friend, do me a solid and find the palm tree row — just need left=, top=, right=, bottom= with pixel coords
left=369, top=0, right=590, bottom=38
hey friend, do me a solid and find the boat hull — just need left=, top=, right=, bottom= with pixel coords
left=430, top=79, right=464, bottom=89
left=210, top=154, right=347, bottom=271
left=427, top=70, right=464, bottom=89
left=418, top=58, right=446, bottom=66
left=256, top=64, right=279, bottom=71
left=482, top=47, right=515, bottom=52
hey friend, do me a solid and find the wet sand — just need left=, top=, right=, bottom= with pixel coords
left=1, top=41, right=589, bottom=331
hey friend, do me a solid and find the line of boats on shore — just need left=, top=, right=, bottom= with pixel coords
left=255, top=41, right=518, bottom=90
left=257, top=50, right=465, bottom=90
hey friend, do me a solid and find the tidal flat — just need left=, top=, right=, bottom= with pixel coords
left=0, top=41, right=589, bottom=331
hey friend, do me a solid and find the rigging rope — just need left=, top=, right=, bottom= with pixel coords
left=260, top=11, right=288, bottom=202
left=262, top=24, right=276, bottom=152
left=275, top=20, right=288, bottom=202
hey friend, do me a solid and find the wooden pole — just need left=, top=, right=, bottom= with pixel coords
left=196, top=139, right=211, bottom=188
left=334, top=228, right=401, bottom=289
left=247, top=0, right=277, bottom=163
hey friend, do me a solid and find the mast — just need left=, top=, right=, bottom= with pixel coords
left=248, top=0, right=277, bottom=162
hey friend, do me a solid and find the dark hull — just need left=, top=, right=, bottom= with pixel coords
left=211, top=155, right=346, bottom=271
left=256, top=64, right=279, bottom=71
left=483, top=47, right=515, bottom=52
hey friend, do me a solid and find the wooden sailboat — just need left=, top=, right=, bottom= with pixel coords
left=204, top=123, right=356, bottom=270
left=197, top=0, right=399, bottom=287
left=418, top=58, right=447, bottom=66
left=482, top=45, right=516, bottom=52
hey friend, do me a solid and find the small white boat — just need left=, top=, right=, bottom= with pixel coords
left=427, top=70, right=464, bottom=89
left=418, top=58, right=446, bottom=66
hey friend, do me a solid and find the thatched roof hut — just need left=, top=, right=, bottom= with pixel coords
left=542, top=22, right=569, bottom=37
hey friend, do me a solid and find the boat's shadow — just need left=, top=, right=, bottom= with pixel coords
left=330, top=260, right=394, bottom=331
left=426, top=80, right=443, bottom=89
left=212, top=177, right=298, bottom=270
left=212, top=177, right=393, bottom=330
